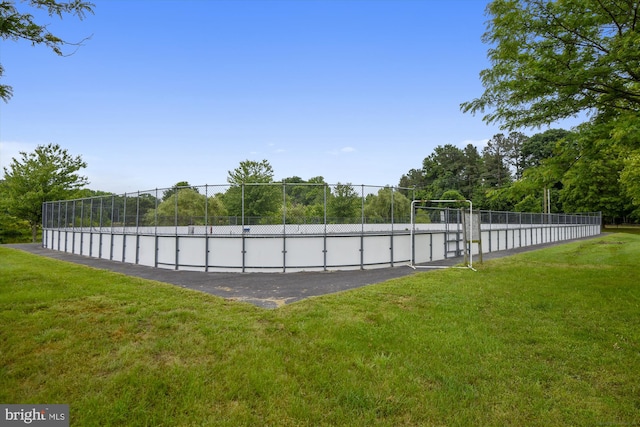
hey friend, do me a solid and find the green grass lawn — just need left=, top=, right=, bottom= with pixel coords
left=1, top=232, right=639, bottom=426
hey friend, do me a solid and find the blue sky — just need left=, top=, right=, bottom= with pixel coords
left=1, top=0, right=580, bottom=195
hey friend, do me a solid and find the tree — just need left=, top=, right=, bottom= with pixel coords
left=227, top=159, right=274, bottom=185
left=1, top=143, right=88, bottom=241
left=145, top=188, right=226, bottom=226
left=162, top=181, right=197, bottom=202
left=0, top=0, right=94, bottom=102
left=521, top=129, right=571, bottom=170
left=504, top=132, right=528, bottom=179
left=223, top=159, right=279, bottom=220
left=481, top=134, right=513, bottom=189
left=461, top=0, right=640, bottom=130
left=328, top=183, right=360, bottom=222
left=280, top=176, right=327, bottom=224
left=283, top=176, right=326, bottom=206
left=460, top=144, right=483, bottom=200
left=364, top=187, right=411, bottom=223
left=556, top=123, right=635, bottom=223
left=558, top=147, right=631, bottom=223
left=422, top=144, right=467, bottom=198
left=399, top=168, right=426, bottom=193
left=620, top=150, right=640, bottom=221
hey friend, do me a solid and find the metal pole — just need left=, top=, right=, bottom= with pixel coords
left=89, top=198, right=94, bottom=257
left=360, top=184, right=365, bottom=270
left=410, top=200, right=416, bottom=266
left=174, top=189, right=179, bottom=270
left=323, top=184, right=327, bottom=271
left=41, top=202, right=47, bottom=248
left=282, top=181, right=287, bottom=272
left=390, top=187, right=394, bottom=267
left=122, top=193, right=127, bottom=262
left=204, top=185, right=209, bottom=272
left=241, top=183, right=246, bottom=273
left=153, top=188, right=159, bottom=268
left=110, top=195, right=115, bottom=261
left=57, top=200, right=62, bottom=250
left=135, top=191, right=140, bottom=265
left=72, top=200, right=76, bottom=254
left=98, top=197, right=104, bottom=259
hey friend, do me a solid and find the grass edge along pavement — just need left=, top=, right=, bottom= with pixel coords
left=1, top=232, right=639, bottom=426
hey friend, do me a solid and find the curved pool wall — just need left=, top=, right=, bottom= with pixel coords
left=42, top=221, right=601, bottom=273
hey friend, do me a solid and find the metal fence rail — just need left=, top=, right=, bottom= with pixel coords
left=42, top=183, right=601, bottom=235
left=41, top=183, right=602, bottom=273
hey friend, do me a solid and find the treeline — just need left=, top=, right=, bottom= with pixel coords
left=398, top=128, right=639, bottom=224
left=66, top=161, right=414, bottom=227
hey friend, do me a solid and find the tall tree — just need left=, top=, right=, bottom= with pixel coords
left=461, top=0, right=640, bottom=130
left=328, top=183, right=360, bottom=221
left=521, top=129, right=571, bottom=170
left=559, top=147, right=631, bottom=223
left=364, top=187, right=411, bottom=223
left=1, top=143, right=88, bottom=241
left=282, top=176, right=326, bottom=206
left=399, top=169, right=426, bottom=196
left=620, top=150, right=640, bottom=220
left=0, top=0, right=94, bottom=102
left=422, top=144, right=467, bottom=197
left=145, top=188, right=226, bottom=226
left=557, top=122, right=636, bottom=222
left=504, top=132, right=528, bottom=179
left=460, top=144, right=483, bottom=199
left=224, top=159, right=279, bottom=219
left=162, top=181, right=197, bottom=202
left=481, top=134, right=513, bottom=189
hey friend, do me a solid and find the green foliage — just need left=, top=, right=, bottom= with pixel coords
left=461, top=0, right=640, bottom=130
left=283, top=176, right=326, bottom=206
left=398, top=168, right=426, bottom=193
left=440, top=189, right=468, bottom=209
left=280, top=176, right=328, bottom=223
left=481, top=134, right=514, bottom=188
left=364, top=187, right=411, bottom=223
left=414, top=208, right=431, bottom=224
left=558, top=134, right=633, bottom=222
left=224, top=160, right=280, bottom=219
left=422, top=144, right=468, bottom=196
left=1, top=143, right=88, bottom=241
left=522, top=129, right=571, bottom=170
left=227, top=159, right=274, bottom=185
left=145, top=188, right=226, bottom=226
left=328, top=183, right=360, bottom=221
left=458, top=0, right=640, bottom=221
left=0, top=212, right=31, bottom=243
left=0, top=0, right=94, bottom=102
left=162, top=181, right=196, bottom=202
left=620, top=150, right=640, bottom=220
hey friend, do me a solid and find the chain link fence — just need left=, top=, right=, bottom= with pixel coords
left=43, top=183, right=601, bottom=235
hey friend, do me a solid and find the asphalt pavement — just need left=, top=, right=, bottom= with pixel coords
left=4, top=236, right=599, bottom=308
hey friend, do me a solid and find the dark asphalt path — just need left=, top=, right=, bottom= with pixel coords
left=4, top=236, right=600, bottom=308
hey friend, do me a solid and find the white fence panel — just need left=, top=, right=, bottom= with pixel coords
left=363, top=235, right=392, bottom=267
left=156, top=236, right=176, bottom=270
left=207, top=237, right=243, bottom=269
left=285, top=236, right=325, bottom=271
left=326, top=236, right=361, bottom=270
left=138, top=236, right=155, bottom=267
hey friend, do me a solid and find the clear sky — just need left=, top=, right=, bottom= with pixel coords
left=0, top=0, right=580, bottom=195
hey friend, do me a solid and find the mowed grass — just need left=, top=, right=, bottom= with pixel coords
left=1, top=232, right=639, bottom=426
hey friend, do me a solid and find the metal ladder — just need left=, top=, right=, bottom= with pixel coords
left=444, top=209, right=463, bottom=259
